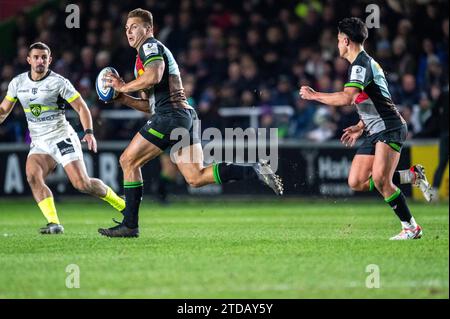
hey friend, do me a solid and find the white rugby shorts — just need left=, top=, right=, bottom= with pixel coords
left=29, top=130, right=84, bottom=167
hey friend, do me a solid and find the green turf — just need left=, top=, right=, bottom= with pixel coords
left=0, top=198, right=448, bottom=299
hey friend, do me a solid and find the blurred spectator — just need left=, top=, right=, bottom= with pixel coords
left=391, top=36, right=416, bottom=81
left=0, top=0, right=448, bottom=142
left=431, top=87, right=449, bottom=194
left=272, top=76, right=294, bottom=106
left=398, top=74, right=420, bottom=109
left=411, top=92, right=433, bottom=134
left=307, top=107, right=337, bottom=142
left=289, top=98, right=316, bottom=138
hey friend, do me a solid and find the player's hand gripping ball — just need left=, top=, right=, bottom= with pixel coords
left=96, top=67, right=120, bottom=102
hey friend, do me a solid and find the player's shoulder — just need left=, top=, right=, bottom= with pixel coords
left=142, top=36, right=159, bottom=45
left=47, top=70, right=67, bottom=81
left=140, top=37, right=164, bottom=56
left=10, top=71, right=28, bottom=84
left=46, top=70, right=74, bottom=87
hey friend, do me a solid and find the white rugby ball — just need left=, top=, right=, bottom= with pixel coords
left=96, top=67, right=119, bottom=102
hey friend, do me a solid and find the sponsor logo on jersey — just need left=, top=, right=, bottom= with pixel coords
left=30, top=104, right=41, bottom=117
left=57, top=139, right=75, bottom=156
left=143, top=43, right=158, bottom=56
left=351, top=66, right=366, bottom=83
left=27, top=114, right=59, bottom=122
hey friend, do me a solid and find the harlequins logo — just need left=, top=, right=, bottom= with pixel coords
left=30, top=104, right=41, bottom=117
left=32, top=88, right=38, bottom=94
left=356, top=67, right=362, bottom=73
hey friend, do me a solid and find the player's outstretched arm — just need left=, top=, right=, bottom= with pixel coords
left=69, top=96, right=97, bottom=153
left=299, top=86, right=360, bottom=107
left=0, top=97, right=16, bottom=124
left=105, top=60, right=165, bottom=94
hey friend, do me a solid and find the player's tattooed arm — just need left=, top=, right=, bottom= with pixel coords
left=106, top=59, right=165, bottom=93
left=299, top=86, right=360, bottom=107
left=0, top=97, right=16, bottom=124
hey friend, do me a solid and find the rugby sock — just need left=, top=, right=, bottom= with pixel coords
left=385, top=188, right=417, bottom=229
left=157, top=173, right=173, bottom=202
left=212, top=163, right=257, bottom=184
left=101, top=186, right=126, bottom=212
left=122, top=181, right=143, bottom=229
left=393, top=169, right=415, bottom=185
left=38, top=197, right=60, bottom=224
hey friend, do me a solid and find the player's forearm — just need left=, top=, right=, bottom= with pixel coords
left=119, top=75, right=157, bottom=93
left=356, top=120, right=365, bottom=130
left=0, top=108, right=7, bottom=124
left=77, top=106, right=94, bottom=132
left=0, top=112, right=7, bottom=124
left=0, top=100, right=14, bottom=124
left=313, top=92, right=353, bottom=107
left=119, top=94, right=152, bottom=113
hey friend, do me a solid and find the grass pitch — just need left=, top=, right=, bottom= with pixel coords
left=0, top=198, right=448, bottom=298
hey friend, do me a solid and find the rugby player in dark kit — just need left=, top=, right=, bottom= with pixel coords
left=300, top=17, right=432, bottom=240
left=99, top=8, right=283, bottom=237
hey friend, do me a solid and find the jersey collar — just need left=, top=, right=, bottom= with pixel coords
left=28, top=69, right=51, bottom=82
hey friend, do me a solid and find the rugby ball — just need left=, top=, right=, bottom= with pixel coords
left=96, top=67, right=119, bottom=102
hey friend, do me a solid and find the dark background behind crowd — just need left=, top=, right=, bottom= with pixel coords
left=0, top=0, right=448, bottom=142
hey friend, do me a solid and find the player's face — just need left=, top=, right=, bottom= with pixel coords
left=27, top=49, right=51, bottom=74
left=125, top=17, right=151, bottom=48
left=337, top=32, right=349, bottom=58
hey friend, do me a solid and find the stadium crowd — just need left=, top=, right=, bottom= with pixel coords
left=0, top=0, right=448, bottom=142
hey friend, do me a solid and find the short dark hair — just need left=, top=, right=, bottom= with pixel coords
left=338, top=17, right=368, bottom=44
left=28, top=42, right=51, bottom=56
left=128, top=8, right=153, bottom=27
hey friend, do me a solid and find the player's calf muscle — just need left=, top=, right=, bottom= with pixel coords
left=71, top=177, right=92, bottom=193
left=90, top=178, right=108, bottom=197
left=372, top=174, right=395, bottom=196
left=26, top=171, right=42, bottom=186
left=183, top=168, right=212, bottom=188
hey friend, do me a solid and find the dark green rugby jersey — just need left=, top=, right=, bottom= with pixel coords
left=135, top=37, right=190, bottom=113
left=345, top=50, right=406, bottom=136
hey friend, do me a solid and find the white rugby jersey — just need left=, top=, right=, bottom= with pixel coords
left=6, top=70, right=80, bottom=140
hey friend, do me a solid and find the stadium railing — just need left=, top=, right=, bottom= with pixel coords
left=65, top=105, right=295, bottom=128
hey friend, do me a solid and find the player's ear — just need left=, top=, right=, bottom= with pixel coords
left=48, top=55, right=52, bottom=65
left=26, top=55, right=31, bottom=65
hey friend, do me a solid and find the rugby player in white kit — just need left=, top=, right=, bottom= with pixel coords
left=0, top=42, right=125, bottom=234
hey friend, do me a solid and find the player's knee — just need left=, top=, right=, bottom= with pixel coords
left=120, top=153, right=138, bottom=171
left=119, top=153, right=128, bottom=168
left=348, top=177, right=363, bottom=191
